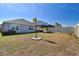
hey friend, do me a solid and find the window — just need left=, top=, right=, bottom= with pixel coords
left=11, top=27, right=15, bottom=31
left=29, top=26, right=33, bottom=30
left=10, top=24, right=19, bottom=31
left=16, top=26, right=19, bottom=30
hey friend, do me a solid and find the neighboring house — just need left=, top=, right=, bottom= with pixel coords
left=48, top=24, right=74, bottom=33
left=2, top=19, right=35, bottom=33
left=0, top=24, right=2, bottom=31
left=37, top=20, right=48, bottom=26
left=33, top=20, right=49, bottom=32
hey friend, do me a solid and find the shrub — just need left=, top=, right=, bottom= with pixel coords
left=1, top=30, right=16, bottom=36
left=37, top=30, right=43, bottom=32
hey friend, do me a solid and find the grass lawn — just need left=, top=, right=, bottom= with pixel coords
left=0, top=32, right=79, bottom=56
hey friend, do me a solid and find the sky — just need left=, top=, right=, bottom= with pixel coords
left=0, top=3, right=79, bottom=26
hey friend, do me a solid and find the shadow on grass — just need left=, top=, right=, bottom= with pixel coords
left=44, top=40, right=56, bottom=44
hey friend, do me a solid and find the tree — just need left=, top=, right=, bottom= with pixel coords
left=55, top=22, right=62, bottom=27
left=32, top=17, right=38, bottom=38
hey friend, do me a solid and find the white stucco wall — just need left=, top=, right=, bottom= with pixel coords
left=2, top=23, right=10, bottom=32
left=19, top=24, right=35, bottom=33
left=74, top=24, right=79, bottom=37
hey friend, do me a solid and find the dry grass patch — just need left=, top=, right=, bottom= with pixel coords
left=0, top=32, right=79, bottom=55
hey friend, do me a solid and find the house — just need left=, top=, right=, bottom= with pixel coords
left=37, top=20, right=48, bottom=26
left=48, top=23, right=74, bottom=33
left=2, top=19, right=50, bottom=33
left=33, top=20, right=49, bottom=32
left=2, top=19, right=35, bottom=33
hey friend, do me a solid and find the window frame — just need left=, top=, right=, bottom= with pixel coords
left=29, top=26, right=33, bottom=30
left=10, top=24, right=20, bottom=31
left=16, top=26, right=19, bottom=30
